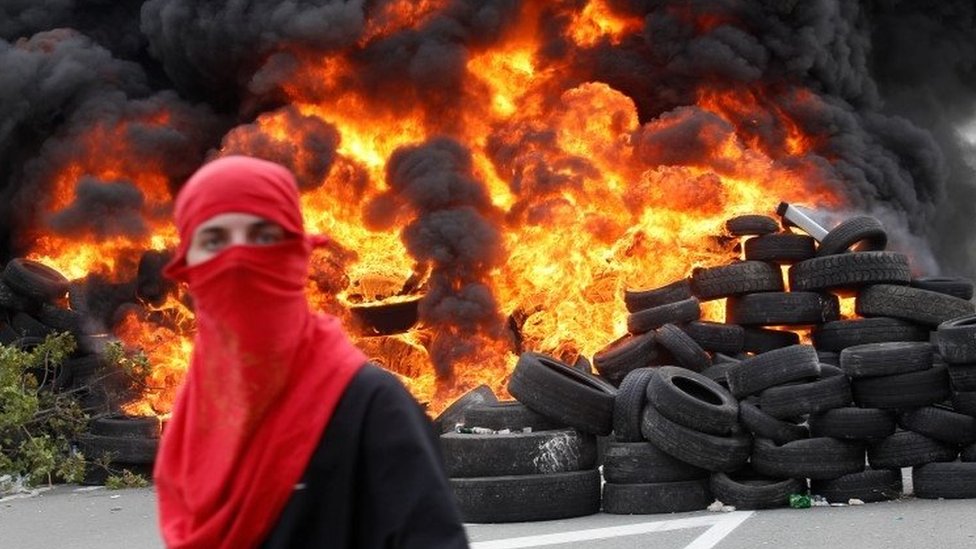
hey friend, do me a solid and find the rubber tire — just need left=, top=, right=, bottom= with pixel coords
left=654, top=324, right=711, bottom=371
left=744, top=233, right=816, bottom=264
left=913, top=462, right=976, bottom=499
left=937, top=314, right=976, bottom=364
left=851, top=364, right=950, bottom=409
left=450, top=469, right=601, bottom=523
left=691, top=261, right=784, bottom=300
left=898, top=406, right=976, bottom=445
left=788, top=251, right=911, bottom=292
left=758, top=373, right=853, bottom=419
left=624, top=279, right=692, bottom=313
left=911, top=277, right=974, bottom=301
left=700, top=361, right=735, bottom=388
left=948, top=364, right=976, bottom=392
left=808, top=407, right=896, bottom=440
left=726, top=345, right=820, bottom=398
left=646, top=366, right=738, bottom=435
left=613, top=368, right=656, bottom=442
left=816, top=216, right=888, bottom=256
left=11, top=312, right=54, bottom=339
left=867, top=430, right=958, bottom=469
left=602, top=479, right=712, bottom=515
left=74, top=433, right=158, bottom=464
left=857, top=284, right=976, bottom=327
left=462, top=401, right=562, bottom=431
left=752, top=437, right=865, bottom=480
left=627, top=297, right=700, bottom=334
left=683, top=321, right=744, bottom=355
left=742, top=328, right=800, bottom=354
left=433, top=385, right=497, bottom=433
left=440, top=429, right=596, bottom=477
left=726, top=292, right=839, bottom=326
left=963, top=443, right=976, bottom=462
left=726, top=214, right=780, bottom=236
left=0, top=280, right=32, bottom=312
left=710, top=469, right=805, bottom=510
left=90, top=416, right=161, bottom=439
left=810, top=469, right=902, bottom=503
left=839, top=342, right=934, bottom=379
left=2, top=259, right=70, bottom=302
left=603, top=441, right=707, bottom=483
left=509, top=352, right=617, bottom=436
left=812, top=318, right=929, bottom=352
left=592, top=332, right=657, bottom=386
left=640, top=402, right=751, bottom=473
left=738, top=400, right=809, bottom=444
left=37, top=304, right=84, bottom=334
left=953, top=390, right=976, bottom=416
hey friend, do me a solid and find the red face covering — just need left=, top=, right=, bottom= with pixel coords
left=154, top=156, right=366, bottom=549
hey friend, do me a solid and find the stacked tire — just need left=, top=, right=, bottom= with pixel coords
left=75, top=415, right=161, bottom=485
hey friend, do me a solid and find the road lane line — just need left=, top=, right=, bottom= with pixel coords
left=682, top=511, right=754, bottom=549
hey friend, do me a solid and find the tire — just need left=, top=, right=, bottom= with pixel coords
left=646, top=366, right=738, bottom=435
left=2, top=259, right=70, bottom=302
left=852, top=364, right=950, bottom=409
left=450, top=470, right=601, bottom=523
left=752, top=437, right=865, bottom=480
left=816, top=216, right=888, bottom=256
left=593, top=333, right=657, bottom=386
left=700, top=360, right=736, bottom=388
left=640, top=402, right=751, bottom=472
left=654, top=324, right=711, bottom=371
left=602, top=479, right=711, bottom=514
left=898, top=406, right=976, bottom=445
left=911, top=277, right=974, bottom=301
left=66, top=354, right=106, bottom=387
left=726, top=292, right=839, bottom=326
left=839, top=342, right=934, bottom=378
left=913, top=463, right=976, bottom=499
left=948, top=363, right=976, bottom=391
left=603, top=441, right=707, bottom=483
left=812, top=318, right=929, bottom=352
left=11, top=312, right=54, bottom=339
left=857, top=284, right=975, bottom=327
left=80, top=462, right=154, bottom=487
left=738, top=400, right=809, bottom=444
left=810, top=469, right=902, bottom=503
left=808, top=407, right=896, bottom=440
left=683, top=321, right=744, bottom=354
left=726, top=214, right=780, bottom=236
left=462, top=401, right=562, bottom=431
left=691, top=261, right=784, bottom=300
left=627, top=297, right=701, bottom=334
left=742, top=328, right=800, bottom=354
left=789, top=252, right=911, bottom=292
left=37, top=304, right=84, bottom=334
left=509, top=352, right=617, bottom=436
left=953, top=390, right=976, bottom=416
left=758, top=373, right=853, bottom=419
left=624, top=279, right=692, bottom=313
left=710, top=469, right=804, bottom=510
left=440, top=429, right=596, bottom=477
left=433, top=385, right=497, bottom=433
left=744, top=233, right=816, bottom=264
left=726, top=345, right=820, bottom=398
left=0, top=280, right=32, bottom=312
left=74, top=433, right=159, bottom=464
left=90, top=415, right=162, bottom=439
left=613, top=368, right=656, bottom=442
left=937, top=314, right=976, bottom=364
left=866, top=430, right=958, bottom=469
left=818, top=351, right=840, bottom=366
left=963, top=443, right=976, bottom=462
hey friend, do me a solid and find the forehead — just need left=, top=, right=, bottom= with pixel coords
left=193, top=212, right=273, bottom=233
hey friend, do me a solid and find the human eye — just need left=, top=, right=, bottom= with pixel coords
left=251, top=224, right=285, bottom=245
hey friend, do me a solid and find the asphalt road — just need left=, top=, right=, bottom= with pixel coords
left=3, top=472, right=976, bottom=549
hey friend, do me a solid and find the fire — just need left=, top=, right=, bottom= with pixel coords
left=25, top=0, right=851, bottom=416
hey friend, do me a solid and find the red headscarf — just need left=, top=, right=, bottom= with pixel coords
left=154, top=156, right=366, bottom=549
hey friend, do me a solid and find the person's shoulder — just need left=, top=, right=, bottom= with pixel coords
left=351, top=362, right=414, bottom=401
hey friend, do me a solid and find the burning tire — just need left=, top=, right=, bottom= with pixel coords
left=812, top=318, right=929, bottom=352
left=743, top=233, right=816, bottom=264
left=90, top=415, right=162, bottom=439
left=815, top=216, right=888, bottom=256
left=450, top=469, right=601, bottom=523
left=725, top=292, right=839, bottom=326
left=602, top=441, right=707, bottom=484
left=462, top=401, right=561, bottom=431
left=839, top=342, right=934, bottom=378
left=936, top=314, right=976, bottom=364
left=646, top=366, right=739, bottom=436
left=593, top=333, right=657, bottom=386
left=751, top=437, right=865, bottom=480
left=725, top=214, right=780, bottom=236
left=911, top=277, right=974, bottom=300
left=725, top=344, right=820, bottom=399
left=710, top=469, right=804, bottom=510
left=2, top=259, right=69, bottom=302
left=613, top=368, right=656, bottom=442
left=683, top=321, right=744, bottom=355
left=508, top=352, right=617, bottom=436
left=640, top=402, right=751, bottom=472
left=738, top=400, right=809, bottom=445
left=867, top=430, right=957, bottom=469
left=741, top=327, right=799, bottom=354
left=626, top=297, right=700, bottom=334
left=602, top=479, right=711, bottom=514
left=433, top=385, right=497, bottom=433
left=757, top=366, right=853, bottom=419
left=897, top=406, right=976, bottom=446
left=38, top=303, right=84, bottom=334
left=691, top=261, right=783, bottom=300
left=913, top=463, right=976, bottom=499
left=856, top=284, right=975, bottom=327
left=789, top=251, right=910, bottom=292
left=624, top=279, right=692, bottom=313
left=851, top=364, right=950, bottom=409
left=810, top=469, right=903, bottom=504
left=653, top=324, right=710, bottom=372
left=808, top=407, right=896, bottom=440
left=440, top=429, right=596, bottom=477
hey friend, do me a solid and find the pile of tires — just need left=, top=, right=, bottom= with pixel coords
left=76, top=415, right=161, bottom=484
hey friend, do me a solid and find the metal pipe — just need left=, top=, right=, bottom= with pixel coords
left=777, top=202, right=828, bottom=241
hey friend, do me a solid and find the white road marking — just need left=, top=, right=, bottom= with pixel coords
left=470, top=511, right=754, bottom=549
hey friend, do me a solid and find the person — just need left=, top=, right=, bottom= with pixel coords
left=154, top=156, right=470, bottom=549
